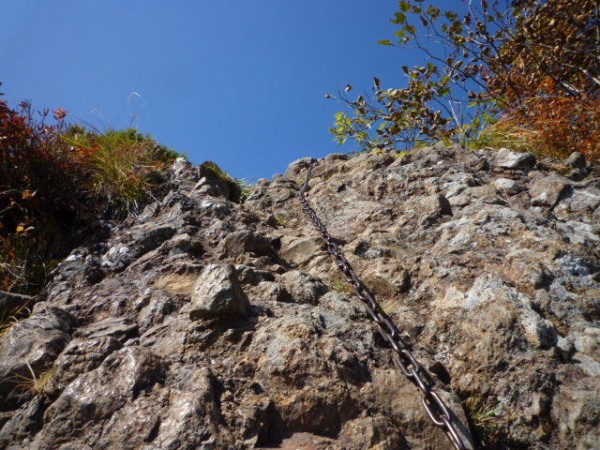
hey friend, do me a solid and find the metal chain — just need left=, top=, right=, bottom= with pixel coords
left=298, top=159, right=466, bottom=450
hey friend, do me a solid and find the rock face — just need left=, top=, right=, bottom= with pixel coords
left=1, top=145, right=599, bottom=449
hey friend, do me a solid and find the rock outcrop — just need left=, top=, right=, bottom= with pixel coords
left=1, top=146, right=599, bottom=449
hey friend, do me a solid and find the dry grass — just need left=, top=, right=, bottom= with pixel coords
left=0, top=300, right=31, bottom=337
left=473, top=96, right=600, bottom=162
left=13, top=363, right=58, bottom=395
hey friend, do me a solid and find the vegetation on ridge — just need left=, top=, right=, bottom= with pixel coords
left=0, top=86, right=181, bottom=294
left=329, top=0, right=599, bottom=160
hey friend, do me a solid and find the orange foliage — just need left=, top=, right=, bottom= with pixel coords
left=489, top=73, right=599, bottom=161
left=482, top=0, right=598, bottom=161
left=0, top=95, right=91, bottom=292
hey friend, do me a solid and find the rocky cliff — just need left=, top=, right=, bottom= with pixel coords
left=1, top=145, right=599, bottom=449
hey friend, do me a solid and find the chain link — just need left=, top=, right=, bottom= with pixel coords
left=299, top=159, right=466, bottom=450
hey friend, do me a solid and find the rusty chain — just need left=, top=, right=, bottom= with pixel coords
left=299, top=159, right=466, bottom=450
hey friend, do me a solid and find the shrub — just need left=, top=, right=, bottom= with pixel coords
left=0, top=84, right=180, bottom=293
left=328, top=0, right=599, bottom=161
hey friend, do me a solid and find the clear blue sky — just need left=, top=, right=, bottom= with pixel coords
left=1, top=1, right=447, bottom=180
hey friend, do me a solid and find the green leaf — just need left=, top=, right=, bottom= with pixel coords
left=445, top=11, right=458, bottom=21
left=394, top=11, right=406, bottom=24
left=400, top=1, right=411, bottom=12
left=378, top=39, right=394, bottom=46
left=426, top=5, right=440, bottom=19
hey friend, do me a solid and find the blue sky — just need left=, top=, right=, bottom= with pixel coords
left=1, top=1, right=443, bottom=180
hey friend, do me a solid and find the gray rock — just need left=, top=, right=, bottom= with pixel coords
left=279, top=270, right=328, bottom=304
left=0, top=304, right=77, bottom=408
left=32, top=347, right=164, bottom=447
left=250, top=281, right=290, bottom=303
left=75, top=317, right=138, bottom=343
left=530, top=173, right=570, bottom=207
left=136, top=225, right=176, bottom=256
left=419, top=194, right=452, bottom=226
left=223, top=230, right=274, bottom=257
left=568, top=188, right=600, bottom=212
left=236, top=264, right=275, bottom=285
left=160, top=232, right=204, bottom=257
left=126, top=366, right=224, bottom=449
left=325, top=153, right=350, bottom=162
left=448, top=193, right=471, bottom=207
left=285, top=156, right=315, bottom=178
left=196, top=161, right=242, bottom=202
left=190, top=264, right=249, bottom=319
left=363, top=267, right=410, bottom=296
left=553, top=383, right=600, bottom=450
left=468, top=184, right=499, bottom=204
left=494, top=177, right=520, bottom=195
left=171, top=157, right=193, bottom=180
left=0, top=396, right=45, bottom=448
left=193, top=176, right=229, bottom=197
left=353, top=240, right=393, bottom=259
left=50, top=336, right=123, bottom=392
left=566, top=152, right=587, bottom=169
left=568, top=167, right=590, bottom=181
left=101, top=243, right=133, bottom=271
left=495, top=147, right=536, bottom=170
left=427, top=194, right=452, bottom=215
left=279, top=235, right=323, bottom=266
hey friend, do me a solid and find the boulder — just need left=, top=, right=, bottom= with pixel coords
left=223, top=230, right=274, bottom=257
left=190, top=264, right=250, bottom=319
left=530, top=173, right=571, bottom=207
left=495, top=147, right=536, bottom=170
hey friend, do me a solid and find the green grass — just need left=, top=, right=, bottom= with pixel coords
left=330, top=276, right=354, bottom=295
left=273, top=213, right=291, bottom=227
left=469, top=118, right=549, bottom=155
left=463, top=396, right=506, bottom=448
left=0, top=234, right=59, bottom=295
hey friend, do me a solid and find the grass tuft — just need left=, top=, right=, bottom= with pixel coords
left=0, top=299, right=31, bottom=337
left=463, top=396, right=507, bottom=448
left=13, top=363, right=58, bottom=395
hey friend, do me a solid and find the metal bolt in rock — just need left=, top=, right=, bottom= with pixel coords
left=299, top=158, right=468, bottom=450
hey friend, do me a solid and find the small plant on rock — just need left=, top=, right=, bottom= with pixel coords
left=13, top=363, right=58, bottom=396
left=464, top=396, right=505, bottom=447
